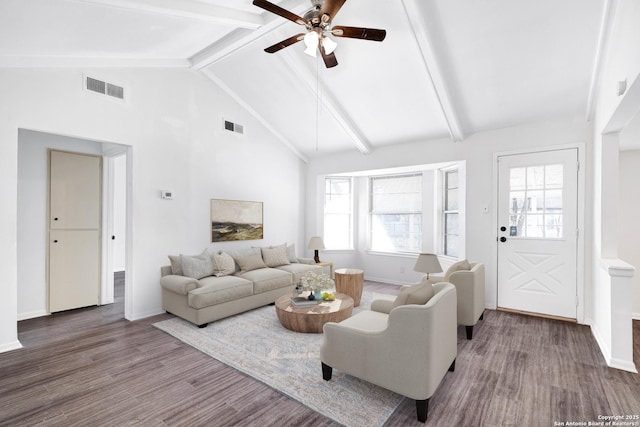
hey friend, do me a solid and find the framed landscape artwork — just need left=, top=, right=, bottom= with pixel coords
left=211, top=199, right=263, bottom=242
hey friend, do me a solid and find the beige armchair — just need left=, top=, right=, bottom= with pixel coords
left=320, top=282, right=457, bottom=422
left=433, top=260, right=485, bottom=340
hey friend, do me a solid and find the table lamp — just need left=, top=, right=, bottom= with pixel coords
left=308, top=236, right=325, bottom=263
left=413, top=253, right=442, bottom=280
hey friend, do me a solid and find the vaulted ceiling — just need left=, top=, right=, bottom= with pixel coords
left=0, top=0, right=606, bottom=161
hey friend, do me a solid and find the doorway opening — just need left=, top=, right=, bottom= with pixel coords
left=17, top=129, right=131, bottom=322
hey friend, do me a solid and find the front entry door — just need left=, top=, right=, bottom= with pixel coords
left=497, top=149, right=578, bottom=319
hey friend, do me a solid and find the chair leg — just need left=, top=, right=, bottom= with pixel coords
left=448, top=359, right=456, bottom=372
left=466, top=325, right=473, bottom=340
left=321, top=362, right=333, bottom=381
left=416, top=399, right=429, bottom=422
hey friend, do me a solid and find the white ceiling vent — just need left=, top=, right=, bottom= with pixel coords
left=84, top=76, right=125, bottom=101
left=223, top=119, right=244, bottom=135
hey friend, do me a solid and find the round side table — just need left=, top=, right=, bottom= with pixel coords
left=334, top=268, right=364, bottom=307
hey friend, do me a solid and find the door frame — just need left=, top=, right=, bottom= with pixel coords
left=492, top=143, right=586, bottom=324
left=102, top=144, right=133, bottom=320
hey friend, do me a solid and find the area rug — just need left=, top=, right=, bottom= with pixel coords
left=153, top=291, right=402, bottom=427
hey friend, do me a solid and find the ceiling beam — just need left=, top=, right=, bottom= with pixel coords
left=201, top=69, right=309, bottom=163
left=586, top=0, right=618, bottom=122
left=190, top=0, right=306, bottom=70
left=401, top=0, right=464, bottom=142
left=71, top=0, right=264, bottom=29
left=278, top=50, right=372, bottom=155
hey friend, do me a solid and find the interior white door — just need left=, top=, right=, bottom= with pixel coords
left=49, top=150, right=101, bottom=312
left=497, top=149, right=578, bottom=319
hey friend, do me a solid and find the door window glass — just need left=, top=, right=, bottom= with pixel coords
left=509, top=164, right=563, bottom=238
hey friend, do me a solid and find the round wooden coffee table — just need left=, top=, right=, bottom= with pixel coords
left=275, top=293, right=354, bottom=333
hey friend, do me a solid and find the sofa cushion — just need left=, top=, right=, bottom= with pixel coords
left=180, top=250, right=214, bottom=279
left=168, top=255, right=183, bottom=276
left=392, top=280, right=435, bottom=308
left=237, top=267, right=292, bottom=294
left=212, top=251, right=235, bottom=277
left=261, top=244, right=290, bottom=267
left=286, top=244, right=298, bottom=263
left=235, top=253, right=267, bottom=274
left=188, top=276, right=253, bottom=309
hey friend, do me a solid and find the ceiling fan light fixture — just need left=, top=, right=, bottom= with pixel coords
left=321, top=36, right=337, bottom=54
left=303, top=31, right=319, bottom=56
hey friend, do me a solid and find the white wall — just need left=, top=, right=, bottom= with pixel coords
left=618, top=149, right=640, bottom=318
left=306, top=116, right=592, bottom=312
left=0, top=67, right=307, bottom=351
left=589, top=0, right=640, bottom=371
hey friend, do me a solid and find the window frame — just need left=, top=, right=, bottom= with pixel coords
left=323, top=176, right=354, bottom=250
left=368, top=173, right=423, bottom=254
left=442, top=168, right=459, bottom=258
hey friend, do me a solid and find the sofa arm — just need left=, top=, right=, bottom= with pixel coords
left=160, top=275, right=198, bottom=295
left=297, top=257, right=316, bottom=265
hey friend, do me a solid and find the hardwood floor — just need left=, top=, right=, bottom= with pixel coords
left=1, top=277, right=639, bottom=426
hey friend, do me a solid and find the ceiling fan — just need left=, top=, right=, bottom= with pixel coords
left=253, top=0, right=387, bottom=68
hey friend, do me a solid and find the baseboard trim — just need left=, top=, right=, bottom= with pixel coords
left=0, top=340, right=23, bottom=354
left=127, top=308, right=165, bottom=321
left=609, top=357, right=639, bottom=373
left=18, top=310, right=49, bottom=321
left=496, top=307, right=577, bottom=323
left=365, top=275, right=411, bottom=287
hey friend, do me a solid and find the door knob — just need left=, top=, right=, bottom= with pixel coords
left=53, top=240, right=58, bottom=243
left=500, top=226, right=506, bottom=232
left=500, top=237, right=507, bottom=243
left=54, top=217, right=59, bottom=221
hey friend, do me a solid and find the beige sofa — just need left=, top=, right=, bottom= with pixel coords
left=161, top=244, right=321, bottom=327
left=320, top=281, right=457, bottom=422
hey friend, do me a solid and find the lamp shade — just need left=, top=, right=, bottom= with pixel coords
left=321, top=36, right=337, bottom=55
left=303, top=31, right=319, bottom=57
left=413, top=253, right=442, bottom=275
left=308, top=236, right=325, bottom=250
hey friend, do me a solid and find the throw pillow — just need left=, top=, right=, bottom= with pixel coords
left=286, top=244, right=298, bottom=263
left=262, top=244, right=290, bottom=267
left=392, top=282, right=435, bottom=308
left=212, top=251, right=235, bottom=277
left=236, top=253, right=267, bottom=274
left=168, top=255, right=183, bottom=276
left=180, top=250, right=214, bottom=279
left=228, top=247, right=262, bottom=272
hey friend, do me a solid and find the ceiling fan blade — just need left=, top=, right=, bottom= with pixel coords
left=331, top=26, right=387, bottom=42
left=252, top=0, right=307, bottom=26
left=320, top=0, right=346, bottom=22
left=264, top=33, right=306, bottom=53
left=320, top=45, right=338, bottom=68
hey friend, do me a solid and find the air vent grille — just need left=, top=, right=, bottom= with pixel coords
left=223, top=119, right=244, bottom=135
left=86, top=77, right=106, bottom=94
left=84, top=76, right=125, bottom=101
left=106, top=83, right=124, bottom=99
